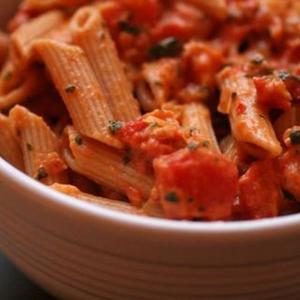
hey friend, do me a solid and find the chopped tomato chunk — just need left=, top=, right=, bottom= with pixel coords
left=182, top=42, right=224, bottom=87
left=118, top=110, right=186, bottom=161
left=239, top=160, right=282, bottom=219
left=253, top=76, right=292, bottom=111
left=153, top=147, right=238, bottom=220
left=120, top=0, right=162, bottom=25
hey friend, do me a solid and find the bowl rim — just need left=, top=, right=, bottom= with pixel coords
left=1, top=157, right=300, bottom=235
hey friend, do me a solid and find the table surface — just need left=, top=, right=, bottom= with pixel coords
left=0, top=253, right=55, bottom=299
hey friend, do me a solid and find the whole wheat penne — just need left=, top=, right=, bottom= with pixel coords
left=51, top=183, right=143, bottom=215
left=0, top=113, right=24, bottom=170
left=0, top=68, right=48, bottom=110
left=0, top=32, right=8, bottom=68
left=9, top=105, right=68, bottom=185
left=10, top=10, right=65, bottom=68
left=34, top=39, right=121, bottom=148
left=220, top=135, right=238, bottom=163
left=142, top=59, right=180, bottom=109
left=218, top=68, right=282, bottom=158
left=63, top=126, right=153, bottom=205
left=185, top=0, right=228, bottom=20
left=70, top=6, right=140, bottom=121
left=182, top=103, right=220, bottom=152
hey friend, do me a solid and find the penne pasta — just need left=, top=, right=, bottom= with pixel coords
left=0, top=113, right=24, bottom=170
left=218, top=68, right=282, bottom=158
left=9, top=105, right=68, bottom=185
left=34, top=39, right=121, bottom=148
left=70, top=6, right=140, bottom=121
left=182, top=103, right=220, bottom=152
left=10, top=10, right=65, bottom=69
left=62, top=126, right=153, bottom=205
left=0, top=68, right=48, bottom=110
left=51, top=183, right=143, bottom=215
left=141, top=59, right=180, bottom=109
left=185, top=0, right=228, bottom=20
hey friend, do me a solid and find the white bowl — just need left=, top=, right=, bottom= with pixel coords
left=1, top=3, right=300, bottom=300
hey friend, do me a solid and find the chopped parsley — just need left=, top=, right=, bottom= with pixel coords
left=290, top=130, right=300, bottom=145
left=65, top=84, right=76, bottom=93
left=250, top=55, right=264, bottom=65
left=202, top=140, right=210, bottom=148
left=3, top=71, right=12, bottom=81
left=108, top=120, right=123, bottom=135
left=187, top=142, right=199, bottom=151
left=75, top=134, right=83, bottom=145
left=149, top=37, right=183, bottom=59
left=278, top=71, right=290, bottom=81
left=118, top=21, right=141, bottom=36
left=278, top=71, right=300, bottom=83
left=36, top=167, right=48, bottom=181
left=165, top=191, right=179, bottom=203
left=26, top=143, right=33, bottom=151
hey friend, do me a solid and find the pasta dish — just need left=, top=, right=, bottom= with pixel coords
left=0, top=0, right=300, bottom=221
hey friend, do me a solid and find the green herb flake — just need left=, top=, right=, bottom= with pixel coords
left=165, top=191, right=179, bottom=203
left=283, top=190, right=297, bottom=201
left=187, top=142, right=199, bottom=151
left=108, top=120, right=123, bottom=135
left=278, top=71, right=290, bottom=81
left=65, top=84, right=76, bottom=93
left=26, top=143, right=33, bottom=151
left=3, top=71, right=13, bottom=81
left=250, top=55, right=264, bottom=65
left=118, top=21, right=141, bottom=36
left=290, top=130, right=300, bottom=145
left=75, top=134, right=83, bottom=145
left=149, top=37, right=183, bottom=59
left=36, top=167, right=48, bottom=181
left=202, top=140, right=210, bottom=148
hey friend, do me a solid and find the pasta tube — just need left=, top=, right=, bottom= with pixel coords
left=9, top=105, right=68, bottom=185
left=52, top=183, right=143, bottom=215
left=218, top=68, right=282, bottom=158
left=182, top=103, right=220, bottom=152
left=0, top=68, right=48, bottom=110
left=70, top=6, right=140, bottom=121
left=62, top=126, right=153, bottom=204
left=34, top=39, right=121, bottom=148
left=10, top=10, right=65, bottom=68
left=0, top=113, right=24, bottom=170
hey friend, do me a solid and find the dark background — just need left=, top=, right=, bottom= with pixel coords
left=0, top=253, right=55, bottom=299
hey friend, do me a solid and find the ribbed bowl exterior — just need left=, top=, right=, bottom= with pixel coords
left=1, top=162, right=300, bottom=300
